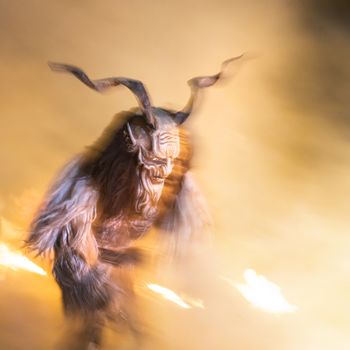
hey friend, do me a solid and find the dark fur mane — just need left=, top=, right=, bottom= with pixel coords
left=81, top=110, right=139, bottom=221
left=83, top=108, right=193, bottom=224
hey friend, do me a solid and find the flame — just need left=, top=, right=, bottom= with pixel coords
left=146, top=283, right=204, bottom=309
left=0, top=243, right=47, bottom=276
left=223, top=269, right=298, bottom=314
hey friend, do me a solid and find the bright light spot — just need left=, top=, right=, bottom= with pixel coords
left=146, top=283, right=204, bottom=309
left=223, top=269, right=298, bottom=314
left=0, top=243, right=47, bottom=276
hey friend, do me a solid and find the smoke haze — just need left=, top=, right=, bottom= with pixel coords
left=1, top=0, right=350, bottom=349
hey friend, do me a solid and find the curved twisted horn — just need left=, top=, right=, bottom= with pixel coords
left=173, top=54, right=244, bottom=125
left=48, top=62, right=156, bottom=128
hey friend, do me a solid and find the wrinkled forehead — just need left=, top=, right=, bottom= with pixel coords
left=132, top=107, right=177, bottom=128
left=128, top=108, right=180, bottom=158
left=152, top=108, right=180, bottom=158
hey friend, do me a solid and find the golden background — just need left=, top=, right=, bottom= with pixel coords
left=1, top=0, right=350, bottom=349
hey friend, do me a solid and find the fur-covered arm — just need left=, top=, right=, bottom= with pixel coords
left=26, top=156, right=110, bottom=314
left=156, top=171, right=212, bottom=259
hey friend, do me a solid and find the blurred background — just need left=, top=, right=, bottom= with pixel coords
left=1, top=0, right=350, bottom=349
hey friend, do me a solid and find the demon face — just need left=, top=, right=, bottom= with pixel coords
left=126, top=109, right=180, bottom=217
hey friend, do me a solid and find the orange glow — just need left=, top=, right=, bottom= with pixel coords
left=0, top=243, right=47, bottom=276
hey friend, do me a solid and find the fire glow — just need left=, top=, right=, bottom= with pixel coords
left=223, top=269, right=298, bottom=314
left=0, top=243, right=47, bottom=276
left=146, top=283, right=204, bottom=309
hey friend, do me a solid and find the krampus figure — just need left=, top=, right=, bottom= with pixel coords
left=26, top=56, right=241, bottom=349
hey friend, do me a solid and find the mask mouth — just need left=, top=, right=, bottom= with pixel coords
left=150, top=166, right=167, bottom=179
left=151, top=175, right=165, bottom=184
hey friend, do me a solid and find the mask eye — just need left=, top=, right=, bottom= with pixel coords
left=127, top=116, right=152, bottom=150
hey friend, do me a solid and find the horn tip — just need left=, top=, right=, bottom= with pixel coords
left=48, top=61, right=80, bottom=74
left=48, top=61, right=67, bottom=72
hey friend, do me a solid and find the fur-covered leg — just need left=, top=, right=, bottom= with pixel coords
left=52, top=250, right=112, bottom=349
left=26, top=157, right=109, bottom=348
left=58, top=312, right=105, bottom=350
left=106, top=267, right=145, bottom=341
left=53, top=248, right=112, bottom=313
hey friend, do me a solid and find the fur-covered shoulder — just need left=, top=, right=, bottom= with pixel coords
left=26, top=155, right=98, bottom=262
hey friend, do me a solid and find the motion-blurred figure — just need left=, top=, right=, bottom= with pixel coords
left=26, top=57, right=240, bottom=349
